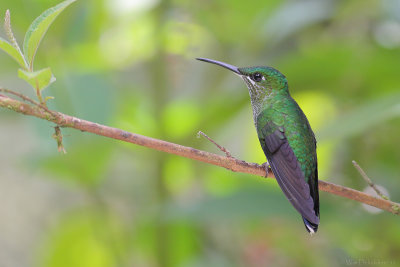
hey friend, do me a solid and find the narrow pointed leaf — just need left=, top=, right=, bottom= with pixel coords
left=23, top=0, right=77, bottom=68
left=4, top=10, right=28, bottom=69
left=18, top=68, right=56, bottom=91
left=0, top=37, right=27, bottom=68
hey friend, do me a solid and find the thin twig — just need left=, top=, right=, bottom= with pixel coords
left=1, top=94, right=400, bottom=215
left=197, top=131, right=232, bottom=158
left=352, top=160, right=389, bottom=200
left=0, top=88, right=57, bottom=117
left=0, top=88, right=40, bottom=105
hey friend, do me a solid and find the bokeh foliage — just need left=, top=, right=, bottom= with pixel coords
left=0, top=0, right=399, bottom=266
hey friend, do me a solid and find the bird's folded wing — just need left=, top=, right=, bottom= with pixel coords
left=259, top=124, right=319, bottom=225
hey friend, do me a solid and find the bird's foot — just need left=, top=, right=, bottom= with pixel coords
left=261, top=162, right=271, bottom=178
left=197, top=131, right=233, bottom=158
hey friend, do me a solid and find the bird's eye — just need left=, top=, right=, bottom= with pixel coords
left=252, top=72, right=263, bottom=82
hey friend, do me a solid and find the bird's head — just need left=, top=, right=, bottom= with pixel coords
left=196, top=58, right=289, bottom=101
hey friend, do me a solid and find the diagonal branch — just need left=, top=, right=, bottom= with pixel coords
left=0, top=93, right=399, bottom=215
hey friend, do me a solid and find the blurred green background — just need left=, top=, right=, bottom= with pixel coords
left=1, top=0, right=400, bottom=266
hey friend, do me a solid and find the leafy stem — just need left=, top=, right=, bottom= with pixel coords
left=0, top=0, right=76, bottom=103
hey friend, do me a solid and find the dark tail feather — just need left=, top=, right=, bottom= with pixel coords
left=303, top=217, right=318, bottom=235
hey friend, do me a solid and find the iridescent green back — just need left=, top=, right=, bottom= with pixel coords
left=256, top=96, right=317, bottom=182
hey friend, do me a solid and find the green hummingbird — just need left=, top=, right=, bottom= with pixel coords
left=197, top=58, right=320, bottom=234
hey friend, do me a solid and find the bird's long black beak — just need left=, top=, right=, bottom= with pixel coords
left=196, top=58, right=241, bottom=75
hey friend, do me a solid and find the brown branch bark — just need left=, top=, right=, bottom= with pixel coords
left=1, top=94, right=399, bottom=215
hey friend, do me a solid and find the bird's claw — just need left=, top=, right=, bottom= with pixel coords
left=261, top=162, right=270, bottom=178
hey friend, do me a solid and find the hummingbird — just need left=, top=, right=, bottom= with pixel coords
left=197, top=58, right=320, bottom=234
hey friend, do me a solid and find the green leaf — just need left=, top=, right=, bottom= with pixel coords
left=18, top=68, right=56, bottom=91
left=23, top=0, right=77, bottom=68
left=3, top=10, right=28, bottom=69
left=0, top=37, right=27, bottom=68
